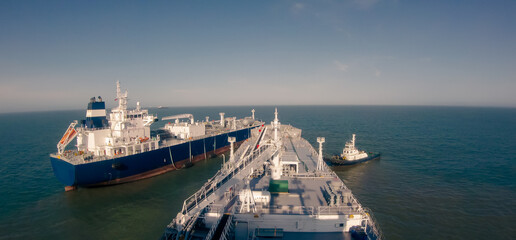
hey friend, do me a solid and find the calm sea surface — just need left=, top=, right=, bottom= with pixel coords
left=0, top=106, right=515, bottom=239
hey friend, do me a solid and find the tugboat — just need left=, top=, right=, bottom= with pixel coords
left=325, top=134, right=381, bottom=166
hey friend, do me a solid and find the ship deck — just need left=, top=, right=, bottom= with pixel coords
left=164, top=123, right=382, bottom=240
left=231, top=132, right=363, bottom=217
left=52, top=123, right=258, bottom=165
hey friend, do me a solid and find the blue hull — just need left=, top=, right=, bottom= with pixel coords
left=50, top=127, right=254, bottom=188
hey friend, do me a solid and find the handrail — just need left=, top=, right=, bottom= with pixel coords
left=218, top=214, right=234, bottom=240
left=204, top=208, right=224, bottom=240
left=174, top=140, right=274, bottom=238
left=180, top=127, right=269, bottom=215
left=236, top=204, right=365, bottom=216
left=363, top=207, right=383, bottom=240
left=180, top=145, right=271, bottom=216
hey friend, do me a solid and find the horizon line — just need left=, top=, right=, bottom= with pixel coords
left=1, top=103, right=515, bottom=115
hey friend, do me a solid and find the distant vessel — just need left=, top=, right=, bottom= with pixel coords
left=325, top=134, right=381, bottom=166
left=163, top=109, right=382, bottom=240
left=50, top=81, right=261, bottom=191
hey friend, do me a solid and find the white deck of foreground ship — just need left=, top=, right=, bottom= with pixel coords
left=163, top=115, right=381, bottom=240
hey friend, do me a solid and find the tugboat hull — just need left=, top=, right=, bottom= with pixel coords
left=325, top=153, right=381, bottom=166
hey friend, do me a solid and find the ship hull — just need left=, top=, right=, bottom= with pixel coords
left=50, top=127, right=254, bottom=189
left=324, top=153, right=381, bottom=166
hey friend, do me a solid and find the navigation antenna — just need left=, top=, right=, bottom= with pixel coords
left=116, top=80, right=128, bottom=111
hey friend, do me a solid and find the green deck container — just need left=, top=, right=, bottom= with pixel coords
left=269, top=179, right=288, bottom=193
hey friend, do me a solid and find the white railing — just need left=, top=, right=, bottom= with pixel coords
left=219, top=214, right=234, bottom=240
left=204, top=207, right=225, bottom=240
left=244, top=205, right=315, bottom=215
left=363, top=207, right=383, bottom=240
left=180, top=147, right=269, bottom=215
left=241, top=204, right=364, bottom=216
left=179, top=131, right=271, bottom=216
left=317, top=206, right=359, bottom=215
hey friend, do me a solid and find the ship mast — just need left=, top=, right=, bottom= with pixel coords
left=273, top=108, right=280, bottom=143
left=116, top=80, right=128, bottom=113
left=317, top=137, right=325, bottom=172
left=270, top=108, right=283, bottom=180
left=111, top=81, right=129, bottom=136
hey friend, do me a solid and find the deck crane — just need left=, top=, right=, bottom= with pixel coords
left=57, top=120, right=78, bottom=154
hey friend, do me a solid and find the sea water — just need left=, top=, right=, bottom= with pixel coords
left=0, top=106, right=515, bottom=239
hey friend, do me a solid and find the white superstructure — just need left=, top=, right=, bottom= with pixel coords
left=54, top=82, right=260, bottom=166
left=58, top=81, right=159, bottom=161
left=162, top=114, right=206, bottom=140
left=340, top=134, right=369, bottom=161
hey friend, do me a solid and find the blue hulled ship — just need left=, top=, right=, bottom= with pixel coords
left=50, top=82, right=261, bottom=191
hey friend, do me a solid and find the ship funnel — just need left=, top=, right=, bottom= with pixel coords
left=205, top=116, right=209, bottom=122
left=85, top=96, right=108, bottom=128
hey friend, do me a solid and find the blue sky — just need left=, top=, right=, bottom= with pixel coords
left=1, top=0, right=515, bottom=112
